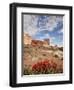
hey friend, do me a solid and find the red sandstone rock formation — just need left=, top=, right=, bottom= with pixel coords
left=24, top=33, right=50, bottom=47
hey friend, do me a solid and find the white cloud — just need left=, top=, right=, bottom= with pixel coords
left=23, top=15, right=38, bottom=36
left=45, top=34, right=55, bottom=40
left=58, top=29, right=63, bottom=34
left=46, top=16, right=63, bottom=31
left=23, top=15, right=63, bottom=36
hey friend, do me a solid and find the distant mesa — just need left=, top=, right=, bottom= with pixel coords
left=24, top=33, right=50, bottom=47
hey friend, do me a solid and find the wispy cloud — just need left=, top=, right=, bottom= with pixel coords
left=37, top=16, right=63, bottom=32
left=23, top=15, right=38, bottom=36
left=58, top=29, right=63, bottom=34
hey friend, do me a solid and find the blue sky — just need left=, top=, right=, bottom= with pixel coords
left=23, top=14, right=63, bottom=46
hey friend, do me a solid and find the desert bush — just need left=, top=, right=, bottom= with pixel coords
left=24, top=68, right=32, bottom=75
left=24, top=59, right=63, bottom=75
left=58, top=47, right=63, bottom=51
left=32, top=60, right=57, bottom=74
left=54, top=54, right=59, bottom=58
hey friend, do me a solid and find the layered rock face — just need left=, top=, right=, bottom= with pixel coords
left=24, top=33, right=50, bottom=47
left=43, top=39, right=50, bottom=47
left=24, top=33, right=32, bottom=45
left=31, top=40, right=43, bottom=47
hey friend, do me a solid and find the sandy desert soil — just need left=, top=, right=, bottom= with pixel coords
left=23, top=45, right=63, bottom=75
